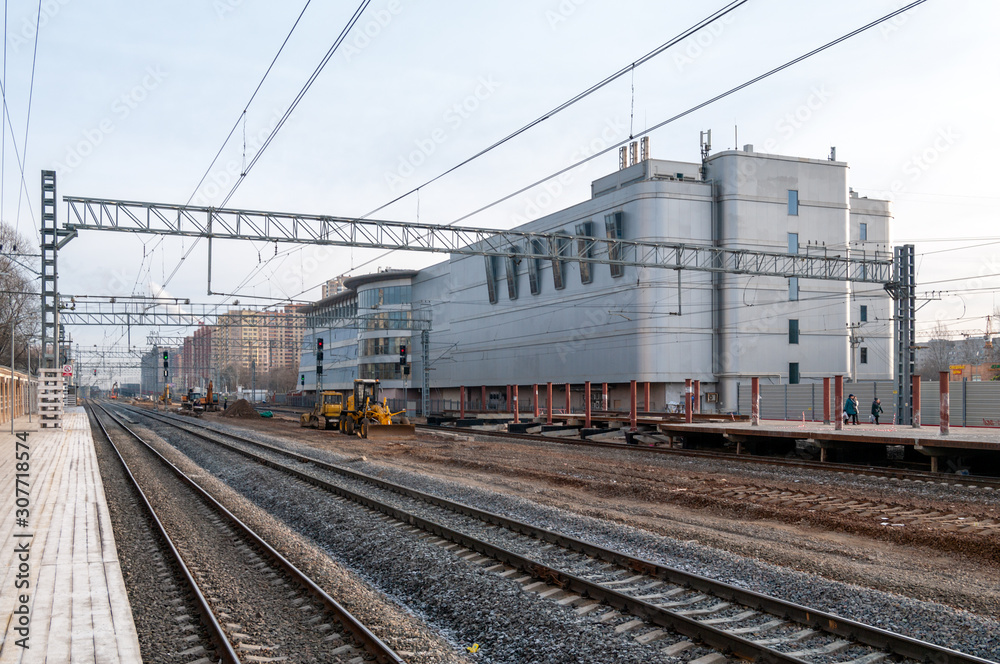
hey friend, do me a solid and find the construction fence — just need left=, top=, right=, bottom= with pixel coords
left=1, top=367, right=37, bottom=425
left=737, top=379, right=1000, bottom=427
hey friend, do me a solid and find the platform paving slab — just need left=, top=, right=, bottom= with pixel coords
left=0, top=409, right=142, bottom=663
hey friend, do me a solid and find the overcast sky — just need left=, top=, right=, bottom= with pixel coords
left=2, top=0, right=997, bottom=362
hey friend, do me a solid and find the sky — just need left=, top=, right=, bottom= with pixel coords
left=2, top=0, right=998, bottom=372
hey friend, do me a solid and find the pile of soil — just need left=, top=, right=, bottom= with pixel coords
left=222, top=398, right=260, bottom=419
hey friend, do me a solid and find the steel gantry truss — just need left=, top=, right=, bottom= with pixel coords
left=63, top=196, right=895, bottom=284
left=42, top=173, right=916, bottom=419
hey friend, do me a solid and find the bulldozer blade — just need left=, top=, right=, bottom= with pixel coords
left=363, top=424, right=416, bottom=439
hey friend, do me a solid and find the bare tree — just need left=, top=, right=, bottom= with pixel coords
left=916, top=321, right=953, bottom=377
left=0, top=223, right=40, bottom=372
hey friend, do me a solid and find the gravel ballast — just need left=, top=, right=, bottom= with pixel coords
left=127, top=409, right=1000, bottom=661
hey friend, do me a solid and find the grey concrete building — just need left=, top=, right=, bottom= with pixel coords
left=299, top=147, right=893, bottom=414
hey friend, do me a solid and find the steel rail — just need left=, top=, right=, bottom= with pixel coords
left=95, top=403, right=406, bottom=664
left=121, top=404, right=996, bottom=664
left=416, top=423, right=1000, bottom=489
left=86, top=403, right=242, bottom=664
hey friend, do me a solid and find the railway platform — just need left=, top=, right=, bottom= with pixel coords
left=0, top=408, right=141, bottom=663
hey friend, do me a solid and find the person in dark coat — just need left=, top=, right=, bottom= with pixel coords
left=844, top=394, right=859, bottom=425
left=871, top=398, right=883, bottom=425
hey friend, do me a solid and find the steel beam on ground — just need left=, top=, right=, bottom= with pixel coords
left=834, top=375, right=844, bottom=431
left=546, top=382, right=553, bottom=425
left=630, top=380, right=637, bottom=432
left=684, top=379, right=693, bottom=423
left=823, top=377, right=831, bottom=424
left=939, top=372, right=950, bottom=435
left=512, top=386, right=519, bottom=423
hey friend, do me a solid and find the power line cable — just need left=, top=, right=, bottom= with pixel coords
left=13, top=0, right=44, bottom=239
left=162, top=0, right=369, bottom=291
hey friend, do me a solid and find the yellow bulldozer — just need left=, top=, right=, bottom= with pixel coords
left=300, top=391, right=344, bottom=430
left=337, top=379, right=414, bottom=439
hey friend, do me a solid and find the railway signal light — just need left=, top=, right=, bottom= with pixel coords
left=300, top=374, right=305, bottom=386
left=316, top=338, right=324, bottom=362
left=399, top=345, right=407, bottom=367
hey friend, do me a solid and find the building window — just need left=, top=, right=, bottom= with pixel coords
left=788, top=232, right=798, bottom=255
left=860, top=305, right=867, bottom=322
left=550, top=234, right=569, bottom=290
left=576, top=221, right=593, bottom=285
left=789, top=277, right=799, bottom=301
left=788, top=190, right=799, bottom=216
left=860, top=347, right=868, bottom=364
left=859, top=222, right=868, bottom=241
left=528, top=239, right=543, bottom=295
left=605, top=211, right=624, bottom=278
left=485, top=255, right=498, bottom=304
left=789, top=319, right=799, bottom=344
left=505, top=245, right=519, bottom=300
left=789, top=362, right=800, bottom=384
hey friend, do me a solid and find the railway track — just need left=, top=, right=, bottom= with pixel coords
left=116, top=402, right=996, bottom=664
left=417, top=423, right=1000, bottom=490
left=88, top=402, right=405, bottom=664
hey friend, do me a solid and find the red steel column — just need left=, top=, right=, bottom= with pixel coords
left=939, top=371, right=950, bottom=435
left=693, top=380, right=701, bottom=414
left=602, top=383, right=609, bottom=411
left=460, top=386, right=466, bottom=419
left=751, top=376, right=760, bottom=427
left=512, top=385, right=519, bottom=424
left=684, top=378, right=693, bottom=424
left=533, top=384, right=539, bottom=418
left=822, top=377, right=831, bottom=424
left=547, top=382, right=553, bottom=425
left=643, top=382, right=651, bottom=412
left=482, top=385, right=487, bottom=412
left=565, top=382, right=571, bottom=415
left=834, top=375, right=843, bottom=431
left=912, top=375, right=921, bottom=428
left=629, top=380, right=637, bottom=431
left=584, top=381, right=591, bottom=428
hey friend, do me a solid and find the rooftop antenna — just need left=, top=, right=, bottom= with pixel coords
left=699, top=129, right=712, bottom=180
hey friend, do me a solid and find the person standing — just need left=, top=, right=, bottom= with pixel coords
left=844, top=394, right=859, bottom=425
left=871, top=397, right=883, bottom=425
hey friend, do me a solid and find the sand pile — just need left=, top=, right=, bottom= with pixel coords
left=222, top=398, right=261, bottom=419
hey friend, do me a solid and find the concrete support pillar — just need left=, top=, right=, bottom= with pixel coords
left=823, top=377, right=831, bottom=424
left=482, top=385, right=487, bottom=412
left=750, top=377, right=760, bottom=427
left=533, top=384, right=539, bottom=418
left=643, top=382, right=651, bottom=412
left=584, top=381, right=591, bottom=428
left=912, top=375, right=921, bottom=428
left=629, top=380, right=637, bottom=431
left=939, top=371, right=950, bottom=435
left=460, top=385, right=466, bottom=419
left=565, top=382, right=571, bottom=415
left=693, top=380, right=701, bottom=414
left=834, top=375, right=843, bottom=431
left=602, top=383, right=609, bottom=411
left=684, top=378, right=693, bottom=424
left=513, top=385, right=519, bottom=424
left=547, top=382, right=553, bottom=425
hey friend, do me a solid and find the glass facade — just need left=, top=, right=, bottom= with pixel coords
left=359, top=362, right=404, bottom=380
left=358, top=285, right=411, bottom=310
left=362, top=310, right=413, bottom=330
left=360, top=336, right=409, bottom=357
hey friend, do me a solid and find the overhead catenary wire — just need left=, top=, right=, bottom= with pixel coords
left=256, top=0, right=930, bottom=309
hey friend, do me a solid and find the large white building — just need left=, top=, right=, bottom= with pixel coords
left=299, top=146, right=893, bottom=413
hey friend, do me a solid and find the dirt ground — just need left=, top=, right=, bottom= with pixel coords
left=194, top=409, right=1000, bottom=617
